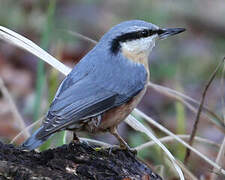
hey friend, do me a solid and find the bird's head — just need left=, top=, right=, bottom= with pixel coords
left=98, top=20, right=185, bottom=66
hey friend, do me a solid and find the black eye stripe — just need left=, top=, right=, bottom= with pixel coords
left=118, top=29, right=155, bottom=42
left=110, top=29, right=158, bottom=54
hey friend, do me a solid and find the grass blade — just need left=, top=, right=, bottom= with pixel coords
left=0, top=27, right=71, bottom=75
left=126, top=115, right=184, bottom=180
left=0, top=77, right=29, bottom=139
left=132, top=108, right=225, bottom=175
left=135, top=134, right=220, bottom=151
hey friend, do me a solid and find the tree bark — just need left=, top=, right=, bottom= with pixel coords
left=0, top=141, right=162, bottom=180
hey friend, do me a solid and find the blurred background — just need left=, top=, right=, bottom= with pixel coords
left=0, top=0, right=225, bottom=179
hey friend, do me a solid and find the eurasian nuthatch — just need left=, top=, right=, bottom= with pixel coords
left=21, top=20, right=185, bottom=150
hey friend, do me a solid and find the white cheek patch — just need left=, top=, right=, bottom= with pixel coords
left=121, top=34, right=157, bottom=54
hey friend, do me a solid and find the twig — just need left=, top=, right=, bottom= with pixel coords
left=148, top=82, right=225, bottom=131
left=211, top=61, right=225, bottom=180
left=66, top=30, right=98, bottom=44
left=0, top=77, right=30, bottom=139
left=184, top=58, right=225, bottom=164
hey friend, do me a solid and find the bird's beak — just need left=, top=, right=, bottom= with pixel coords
left=158, top=28, right=185, bottom=40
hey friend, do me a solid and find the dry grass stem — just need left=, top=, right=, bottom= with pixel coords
left=0, top=26, right=71, bottom=75
left=126, top=115, right=184, bottom=180
left=133, top=108, right=225, bottom=175
left=0, top=77, right=30, bottom=139
left=148, top=82, right=225, bottom=131
left=175, top=160, right=198, bottom=180
left=66, top=30, right=98, bottom=44
left=135, top=134, right=220, bottom=151
left=211, top=61, right=225, bottom=180
left=184, top=59, right=225, bottom=164
left=210, top=137, right=225, bottom=180
left=10, top=117, right=43, bottom=144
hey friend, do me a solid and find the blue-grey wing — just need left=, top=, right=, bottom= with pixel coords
left=38, top=54, right=147, bottom=138
left=39, top=80, right=138, bottom=138
left=49, top=77, right=119, bottom=120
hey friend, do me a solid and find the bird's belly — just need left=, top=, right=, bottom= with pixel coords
left=84, top=85, right=147, bottom=133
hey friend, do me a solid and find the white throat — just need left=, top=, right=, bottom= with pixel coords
left=120, top=34, right=157, bottom=55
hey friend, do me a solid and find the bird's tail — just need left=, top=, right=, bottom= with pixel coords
left=20, top=126, right=50, bottom=150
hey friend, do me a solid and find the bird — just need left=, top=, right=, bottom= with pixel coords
left=21, top=20, right=185, bottom=151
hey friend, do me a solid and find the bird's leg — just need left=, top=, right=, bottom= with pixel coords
left=109, top=126, right=137, bottom=154
left=72, top=131, right=93, bottom=149
left=110, top=127, right=128, bottom=149
left=73, top=132, right=80, bottom=143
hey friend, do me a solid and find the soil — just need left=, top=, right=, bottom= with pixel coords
left=0, top=141, right=162, bottom=180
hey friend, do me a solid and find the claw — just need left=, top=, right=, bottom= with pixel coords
left=126, top=147, right=137, bottom=155
left=106, top=145, right=137, bottom=156
left=73, top=132, right=80, bottom=143
left=108, top=145, right=120, bottom=155
left=119, top=144, right=137, bottom=155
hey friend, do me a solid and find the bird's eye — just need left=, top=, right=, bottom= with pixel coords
left=141, top=30, right=149, bottom=37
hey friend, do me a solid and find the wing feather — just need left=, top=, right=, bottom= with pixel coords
left=37, top=54, right=147, bottom=139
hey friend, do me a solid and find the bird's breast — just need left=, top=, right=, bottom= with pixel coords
left=121, top=43, right=150, bottom=71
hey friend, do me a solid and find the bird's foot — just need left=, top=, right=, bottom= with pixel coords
left=119, top=144, right=137, bottom=155
left=100, top=145, right=137, bottom=156
left=93, top=145, right=121, bottom=155
left=72, top=132, right=80, bottom=143
left=72, top=133, right=91, bottom=148
left=107, top=145, right=120, bottom=155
